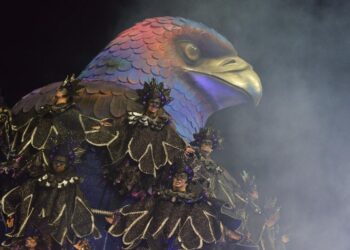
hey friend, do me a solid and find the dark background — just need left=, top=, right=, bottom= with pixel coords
left=1, top=0, right=350, bottom=249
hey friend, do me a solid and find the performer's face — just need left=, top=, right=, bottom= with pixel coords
left=25, top=236, right=38, bottom=248
left=54, top=89, right=69, bottom=105
left=172, top=172, right=188, bottom=192
left=250, top=189, right=259, bottom=200
left=147, top=98, right=161, bottom=114
left=200, top=140, right=213, bottom=155
left=52, top=155, right=67, bottom=173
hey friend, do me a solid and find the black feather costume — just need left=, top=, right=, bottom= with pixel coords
left=103, top=79, right=187, bottom=194
left=1, top=145, right=100, bottom=247
left=108, top=164, right=241, bottom=250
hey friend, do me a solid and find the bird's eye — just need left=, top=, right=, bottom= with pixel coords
left=181, top=43, right=200, bottom=62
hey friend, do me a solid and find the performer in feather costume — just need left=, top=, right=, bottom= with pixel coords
left=107, top=160, right=241, bottom=250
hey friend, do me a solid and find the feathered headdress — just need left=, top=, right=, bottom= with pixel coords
left=48, top=143, right=86, bottom=166
left=240, top=170, right=257, bottom=193
left=57, top=74, right=83, bottom=97
left=168, top=155, right=194, bottom=181
left=190, top=127, right=223, bottom=150
left=137, top=78, right=173, bottom=107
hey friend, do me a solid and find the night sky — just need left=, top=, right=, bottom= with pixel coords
left=1, top=0, right=350, bottom=249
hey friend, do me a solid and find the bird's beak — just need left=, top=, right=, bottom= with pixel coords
left=184, top=56, right=262, bottom=107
